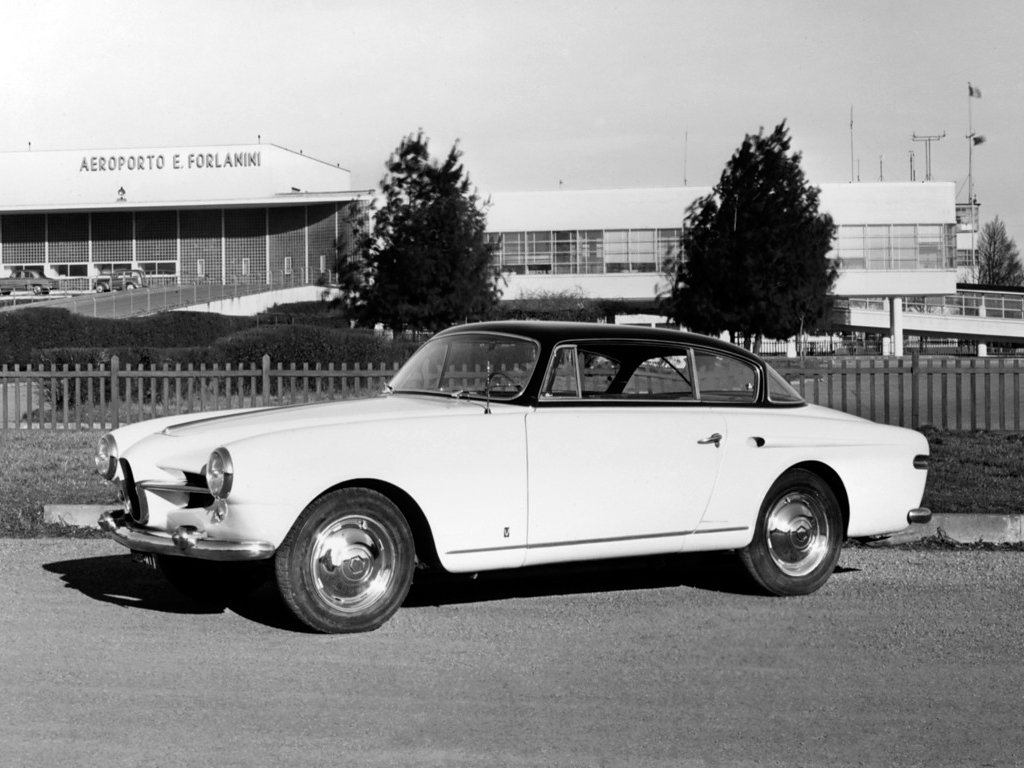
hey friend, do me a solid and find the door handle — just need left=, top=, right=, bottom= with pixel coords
left=698, top=432, right=722, bottom=448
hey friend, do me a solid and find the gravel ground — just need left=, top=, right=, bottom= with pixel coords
left=2, top=540, right=1022, bottom=767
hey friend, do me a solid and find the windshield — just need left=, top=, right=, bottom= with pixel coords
left=390, top=333, right=541, bottom=400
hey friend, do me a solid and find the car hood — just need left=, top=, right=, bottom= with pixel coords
left=118, top=394, right=498, bottom=483
left=162, top=394, right=489, bottom=441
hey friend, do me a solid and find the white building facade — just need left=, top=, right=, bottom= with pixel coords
left=485, top=183, right=959, bottom=354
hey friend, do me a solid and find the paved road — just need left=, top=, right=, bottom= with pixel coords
left=2, top=540, right=1022, bottom=767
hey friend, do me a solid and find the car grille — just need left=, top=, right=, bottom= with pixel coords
left=118, top=459, right=214, bottom=526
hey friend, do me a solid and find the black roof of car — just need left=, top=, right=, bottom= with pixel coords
left=435, top=321, right=762, bottom=363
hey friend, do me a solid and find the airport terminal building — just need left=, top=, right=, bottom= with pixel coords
left=0, top=143, right=368, bottom=292
left=0, top=144, right=959, bottom=325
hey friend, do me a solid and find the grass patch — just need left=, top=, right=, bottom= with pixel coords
left=919, top=427, right=1024, bottom=516
left=0, top=429, right=114, bottom=537
left=0, top=426, right=1020, bottom=538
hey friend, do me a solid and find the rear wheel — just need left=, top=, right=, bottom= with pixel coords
left=739, top=469, right=842, bottom=596
left=275, top=488, right=415, bottom=633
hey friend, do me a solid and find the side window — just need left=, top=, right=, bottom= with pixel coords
left=580, top=352, right=619, bottom=396
left=694, top=350, right=758, bottom=403
left=621, top=354, right=695, bottom=399
left=543, top=346, right=579, bottom=397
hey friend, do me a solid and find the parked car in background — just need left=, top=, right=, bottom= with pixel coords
left=94, top=269, right=147, bottom=292
left=0, top=268, right=59, bottom=295
left=95, top=321, right=932, bottom=633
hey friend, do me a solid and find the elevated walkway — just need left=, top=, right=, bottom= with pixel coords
left=834, top=289, right=1024, bottom=342
left=2, top=282, right=332, bottom=319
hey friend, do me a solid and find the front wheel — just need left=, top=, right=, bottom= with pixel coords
left=739, top=469, right=843, bottom=596
left=275, top=488, right=415, bottom=633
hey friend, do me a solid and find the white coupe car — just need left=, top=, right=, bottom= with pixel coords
left=96, top=321, right=931, bottom=633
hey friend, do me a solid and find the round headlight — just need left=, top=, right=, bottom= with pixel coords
left=205, top=448, right=234, bottom=500
left=95, top=434, right=118, bottom=480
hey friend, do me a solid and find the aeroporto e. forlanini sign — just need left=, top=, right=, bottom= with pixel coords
left=0, top=144, right=353, bottom=208
left=78, top=150, right=263, bottom=173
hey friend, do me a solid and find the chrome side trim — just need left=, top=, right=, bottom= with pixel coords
left=98, top=511, right=275, bottom=562
left=447, top=526, right=749, bottom=556
left=139, top=481, right=209, bottom=494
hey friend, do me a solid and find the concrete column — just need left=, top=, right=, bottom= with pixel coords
left=889, top=296, right=904, bottom=357
left=786, top=338, right=797, bottom=358
left=978, top=342, right=988, bottom=357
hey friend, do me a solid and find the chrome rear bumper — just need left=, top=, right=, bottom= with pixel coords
left=98, top=510, right=275, bottom=562
left=907, top=507, right=932, bottom=524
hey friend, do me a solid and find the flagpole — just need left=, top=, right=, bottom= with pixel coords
left=966, top=83, right=983, bottom=273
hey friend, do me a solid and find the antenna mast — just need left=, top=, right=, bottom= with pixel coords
left=911, top=132, right=945, bottom=181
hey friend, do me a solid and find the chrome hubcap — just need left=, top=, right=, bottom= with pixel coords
left=309, top=514, right=396, bottom=613
left=765, top=491, right=829, bottom=577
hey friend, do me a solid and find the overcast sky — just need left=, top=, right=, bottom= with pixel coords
left=2, top=0, right=1021, bottom=243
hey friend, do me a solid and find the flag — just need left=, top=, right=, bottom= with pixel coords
left=969, top=83, right=982, bottom=98
left=973, top=135, right=987, bottom=146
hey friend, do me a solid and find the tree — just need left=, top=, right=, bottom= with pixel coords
left=975, top=216, right=1023, bottom=287
left=663, top=121, right=837, bottom=350
left=358, top=131, right=501, bottom=332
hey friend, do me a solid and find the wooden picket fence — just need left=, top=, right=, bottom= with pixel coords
left=2, top=353, right=1023, bottom=432
left=772, top=355, right=1024, bottom=431
left=1, top=355, right=399, bottom=431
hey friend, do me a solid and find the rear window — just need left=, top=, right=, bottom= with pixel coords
left=766, top=365, right=804, bottom=404
left=693, top=350, right=758, bottom=403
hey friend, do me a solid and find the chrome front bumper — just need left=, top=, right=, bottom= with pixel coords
left=98, top=510, right=275, bottom=562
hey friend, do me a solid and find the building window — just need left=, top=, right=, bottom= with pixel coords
left=91, top=212, right=132, bottom=264
left=138, top=261, right=177, bottom=276
left=526, top=231, right=552, bottom=273
left=657, top=229, right=681, bottom=266
left=1, top=214, right=45, bottom=265
left=604, top=230, right=629, bottom=273
left=497, top=232, right=526, bottom=274
left=553, top=231, right=576, bottom=274
left=52, top=263, right=89, bottom=278
left=241, top=257, right=250, bottom=276
left=835, top=223, right=955, bottom=271
left=486, top=227, right=680, bottom=275
left=226, top=208, right=265, bottom=285
left=284, top=256, right=292, bottom=275
left=629, top=229, right=656, bottom=272
left=48, top=213, right=90, bottom=264
left=579, top=230, right=604, bottom=274
left=180, top=209, right=220, bottom=283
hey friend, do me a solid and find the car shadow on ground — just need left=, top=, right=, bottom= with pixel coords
left=44, top=552, right=860, bottom=632
left=42, top=554, right=309, bottom=632
left=404, top=552, right=768, bottom=608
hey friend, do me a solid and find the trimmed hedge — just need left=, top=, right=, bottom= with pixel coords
left=0, top=308, right=255, bottom=365
left=0, top=307, right=419, bottom=367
